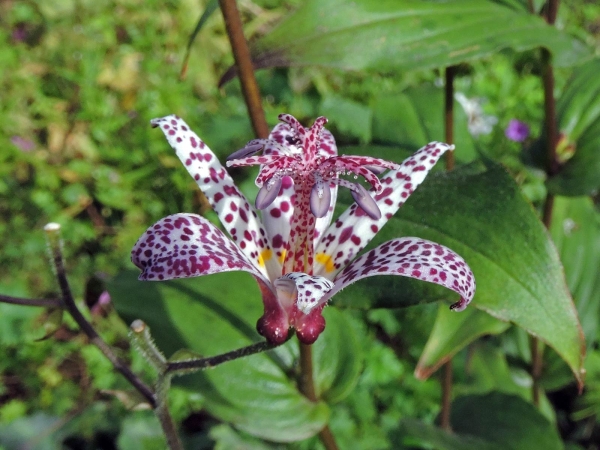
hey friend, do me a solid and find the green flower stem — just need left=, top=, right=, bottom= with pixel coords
left=43, top=223, right=157, bottom=408
left=218, top=0, right=269, bottom=139
left=299, top=343, right=339, bottom=450
left=130, top=320, right=167, bottom=373
left=155, top=373, right=183, bottom=450
left=0, top=294, right=61, bottom=308
left=299, top=342, right=317, bottom=401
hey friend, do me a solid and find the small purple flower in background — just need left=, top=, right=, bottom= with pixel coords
left=505, top=119, right=530, bottom=142
left=10, top=136, right=35, bottom=152
left=91, top=290, right=112, bottom=316
left=11, top=24, right=28, bottom=43
left=132, top=114, right=476, bottom=345
left=455, top=92, right=498, bottom=137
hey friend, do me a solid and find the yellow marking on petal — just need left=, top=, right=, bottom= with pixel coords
left=278, top=250, right=286, bottom=264
left=258, top=249, right=273, bottom=267
left=316, top=253, right=335, bottom=273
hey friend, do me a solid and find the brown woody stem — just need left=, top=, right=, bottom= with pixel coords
left=218, top=0, right=269, bottom=139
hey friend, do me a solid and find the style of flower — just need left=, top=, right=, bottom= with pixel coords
left=455, top=92, right=498, bottom=137
left=131, top=114, right=476, bottom=345
left=505, top=119, right=530, bottom=142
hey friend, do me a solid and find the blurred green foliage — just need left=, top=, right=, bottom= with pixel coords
left=1, top=0, right=600, bottom=448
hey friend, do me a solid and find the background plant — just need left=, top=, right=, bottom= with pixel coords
left=1, top=0, right=600, bottom=448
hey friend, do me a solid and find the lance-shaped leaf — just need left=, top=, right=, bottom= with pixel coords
left=545, top=59, right=600, bottom=196
left=550, top=196, right=600, bottom=345
left=415, top=305, right=509, bottom=380
left=221, top=0, right=590, bottom=83
left=334, top=161, right=585, bottom=385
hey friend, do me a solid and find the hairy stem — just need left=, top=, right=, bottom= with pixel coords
left=218, top=0, right=269, bottom=139
left=156, top=374, right=183, bottom=450
left=44, top=225, right=156, bottom=408
left=166, top=338, right=287, bottom=373
left=532, top=0, right=559, bottom=407
left=0, top=294, right=61, bottom=308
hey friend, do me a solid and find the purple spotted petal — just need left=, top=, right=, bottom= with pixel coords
left=323, top=237, right=475, bottom=310
left=314, top=142, right=453, bottom=279
left=151, top=115, right=279, bottom=280
left=131, top=213, right=270, bottom=285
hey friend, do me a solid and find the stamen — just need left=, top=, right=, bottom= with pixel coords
left=227, top=142, right=264, bottom=161
left=310, top=179, right=331, bottom=218
left=365, top=165, right=387, bottom=174
left=350, top=184, right=382, bottom=220
left=255, top=176, right=283, bottom=210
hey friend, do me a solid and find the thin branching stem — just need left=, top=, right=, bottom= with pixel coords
left=166, top=338, right=286, bottom=372
left=44, top=226, right=157, bottom=408
left=0, top=294, right=61, bottom=308
left=218, top=0, right=269, bottom=139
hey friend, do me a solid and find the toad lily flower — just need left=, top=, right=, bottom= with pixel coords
left=132, top=114, right=475, bottom=345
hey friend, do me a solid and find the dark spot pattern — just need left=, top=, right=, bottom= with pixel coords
left=314, top=142, right=455, bottom=280
left=139, top=115, right=473, bottom=346
left=326, top=237, right=475, bottom=311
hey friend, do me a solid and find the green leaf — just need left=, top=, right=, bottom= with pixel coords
left=546, top=59, right=600, bottom=195
left=110, top=270, right=356, bottom=442
left=415, top=305, right=509, bottom=379
left=335, top=161, right=584, bottom=385
left=537, top=197, right=600, bottom=391
left=450, top=393, right=562, bottom=450
left=372, top=85, right=477, bottom=163
left=397, top=418, right=504, bottom=450
left=241, top=0, right=589, bottom=77
left=319, top=95, right=372, bottom=144
left=550, top=197, right=600, bottom=344
left=0, top=413, right=63, bottom=450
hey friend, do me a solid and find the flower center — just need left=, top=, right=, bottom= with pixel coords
left=227, top=114, right=400, bottom=221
